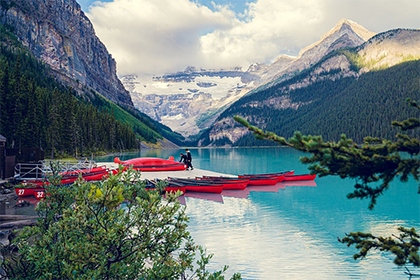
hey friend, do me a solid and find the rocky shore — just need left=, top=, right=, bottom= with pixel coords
left=0, top=181, right=16, bottom=203
left=0, top=180, right=38, bottom=248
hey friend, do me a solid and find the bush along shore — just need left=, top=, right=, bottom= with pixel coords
left=0, top=169, right=241, bottom=279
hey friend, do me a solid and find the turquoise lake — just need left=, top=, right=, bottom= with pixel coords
left=98, top=147, right=419, bottom=279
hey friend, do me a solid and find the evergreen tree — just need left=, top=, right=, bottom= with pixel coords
left=47, top=88, right=61, bottom=158
left=0, top=62, right=8, bottom=134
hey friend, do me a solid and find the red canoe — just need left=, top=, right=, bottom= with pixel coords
left=238, top=170, right=294, bottom=178
left=146, top=180, right=187, bottom=194
left=114, top=157, right=187, bottom=171
left=164, top=186, right=187, bottom=194
left=16, top=167, right=110, bottom=197
left=237, top=174, right=283, bottom=185
left=184, top=185, right=223, bottom=194
left=15, top=187, right=46, bottom=197
left=167, top=178, right=224, bottom=194
left=198, top=176, right=249, bottom=190
left=247, top=177, right=280, bottom=186
left=34, top=190, right=46, bottom=200
left=283, top=174, right=317, bottom=181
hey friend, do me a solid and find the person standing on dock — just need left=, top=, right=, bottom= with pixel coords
left=185, top=149, right=193, bottom=170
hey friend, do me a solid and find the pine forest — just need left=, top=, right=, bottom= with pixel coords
left=0, top=26, right=140, bottom=158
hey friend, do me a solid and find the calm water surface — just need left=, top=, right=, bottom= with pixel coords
left=98, top=147, right=419, bottom=279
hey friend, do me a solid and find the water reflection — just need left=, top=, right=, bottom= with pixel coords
left=0, top=198, right=39, bottom=216
left=185, top=192, right=224, bottom=204
left=185, top=189, right=412, bottom=279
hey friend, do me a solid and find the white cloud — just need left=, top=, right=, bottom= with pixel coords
left=87, top=0, right=420, bottom=76
left=200, top=0, right=326, bottom=69
left=88, top=0, right=236, bottom=75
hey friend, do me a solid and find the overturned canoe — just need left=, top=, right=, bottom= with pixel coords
left=238, top=170, right=294, bottom=178
left=168, top=178, right=224, bottom=194
left=247, top=176, right=280, bottom=186
left=198, top=176, right=249, bottom=190
left=114, top=157, right=187, bottom=172
left=283, top=174, right=317, bottom=181
left=145, top=179, right=186, bottom=194
left=237, top=174, right=283, bottom=185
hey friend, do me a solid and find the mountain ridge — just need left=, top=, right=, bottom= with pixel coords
left=197, top=28, right=420, bottom=147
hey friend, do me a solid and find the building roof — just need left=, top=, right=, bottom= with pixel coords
left=0, top=134, right=6, bottom=142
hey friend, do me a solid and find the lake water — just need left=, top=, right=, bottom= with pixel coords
left=96, top=147, right=420, bottom=279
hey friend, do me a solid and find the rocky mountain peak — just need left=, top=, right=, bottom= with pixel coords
left=298, top=18, right=376, bottom=59
left=329, top=18, right=375, bottom=41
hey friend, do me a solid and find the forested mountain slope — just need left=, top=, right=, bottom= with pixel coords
left=198, top=29, right=420, bottom=147
left=235, top=60, right=420, bottom=146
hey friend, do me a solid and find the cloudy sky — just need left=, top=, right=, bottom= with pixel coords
left=78, top=0, right=420, bottom=76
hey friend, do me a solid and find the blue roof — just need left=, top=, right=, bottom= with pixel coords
left=0, top=134, right=5, bottom=142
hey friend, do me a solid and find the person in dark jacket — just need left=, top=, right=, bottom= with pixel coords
left=179, top=153, right=187, bottom=164
left=185, top=149, right=193, bottom=170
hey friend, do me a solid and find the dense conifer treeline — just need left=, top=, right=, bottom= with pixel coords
left=201, top=59, right=420, bottom=147
left=0, top=30, right=140, bottom=157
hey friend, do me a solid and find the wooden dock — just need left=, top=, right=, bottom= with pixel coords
left=99, top=162, right=235, bottom=180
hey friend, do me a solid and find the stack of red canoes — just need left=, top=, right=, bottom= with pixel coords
left=146, top=178, right=247, bottom=195
left=238, top=171, right=316, bottom=181
left=160, top=170, right=317, bottom=194
left=15, top=166, right=110, bottom=198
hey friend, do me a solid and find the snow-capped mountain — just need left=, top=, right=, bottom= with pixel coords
left=121, top=67, right=259, bottom=137
left=122, top=19, right=376, bottom=139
